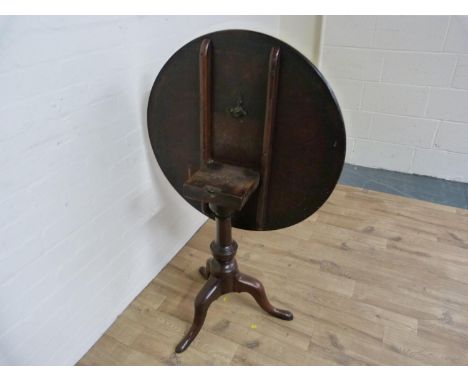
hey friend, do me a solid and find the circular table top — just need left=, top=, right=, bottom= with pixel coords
left=147, top=30, right=346, bottom=231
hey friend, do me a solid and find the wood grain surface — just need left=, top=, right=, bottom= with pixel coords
left=78, top=185, right=468, bottom=365
left=147, top=30, right=346, bottom=231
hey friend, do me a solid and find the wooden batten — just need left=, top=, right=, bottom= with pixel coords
left=256, top=46, right=281, bottom=229
left=199, top=38, right=213, bottom=217
left=199, top=38, right=213, bottom=164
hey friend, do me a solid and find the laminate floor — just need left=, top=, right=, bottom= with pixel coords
left=78, top=185, right=468, bottom=365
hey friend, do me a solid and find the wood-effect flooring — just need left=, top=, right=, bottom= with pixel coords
left=78, top=185, right=468, bottom=365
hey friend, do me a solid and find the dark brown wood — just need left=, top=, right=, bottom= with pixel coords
left=147, top=30, right=346, bottom=231
left=183, top=161, right=260, bottom=210
left=175, top=276, right=221, bottom=353
left=175, top=204, right=292, bottom=353
left=256, top=46, right=281, bottom=229
left=199, top=38, right=212, bottom=163
left=213, top=205, right=232, bottom=246
left=199, top=39, right=215, bottom=218
left=147, top=30, right=346, bottom=354
left=234, top=272, right=293, bottom=320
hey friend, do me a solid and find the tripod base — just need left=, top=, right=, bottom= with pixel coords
left=175, top=245, right=293, bottom=353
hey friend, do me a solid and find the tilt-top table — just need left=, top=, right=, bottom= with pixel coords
left=147, top=30, right=346, bottom=353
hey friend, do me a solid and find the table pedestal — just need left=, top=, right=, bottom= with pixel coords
left=175, top=204, right=293, bottom=353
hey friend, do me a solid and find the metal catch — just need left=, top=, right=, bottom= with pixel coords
left=229, top=97, right=247, bottom=119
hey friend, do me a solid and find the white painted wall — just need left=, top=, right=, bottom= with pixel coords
left=320, top=16, right=468, bottom=182
left=0, top=15, right=283, bottom=365
left=279, top=15, right=322, bottom=63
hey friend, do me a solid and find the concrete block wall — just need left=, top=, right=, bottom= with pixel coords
left=0, top=16, right=282, bottom=365
left=320, top=16, right=468, bottom=182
